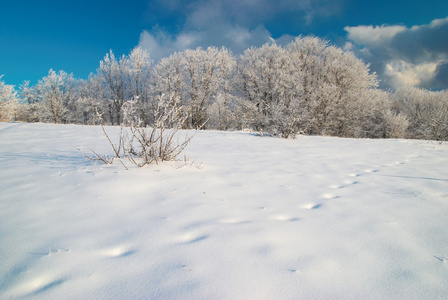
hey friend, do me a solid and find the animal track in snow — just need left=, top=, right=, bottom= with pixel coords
left=14, top=274, right=65, bottom=297
left=29, top=247, right=71, bottom=257
left=252, top=245, right=273, bottom=257
left=269, top=215, right=300, bottom=222
left=219, top=218, right=251, bottom=224
left=434, top=256, right=448, bottom=263
left=301, top=203, right=322, bottom=210
left=382, top=160, right=406, bottom=168
left=349, top=173, right=362, bottom=177
left=329, top=180, right=358, bottom=189
left=329, top=184, right=344, bottom=189
left=176, top=233, right=209, bottom=244
left=321, top=193, right=339, bottom=199
left=343, top=180, right=359, bottom=185
left=325, top=155, right=415, bottom=205
left=101, top=245, right=135, bottom=258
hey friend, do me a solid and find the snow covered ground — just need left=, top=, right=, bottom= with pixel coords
left=1, top=122, right=447, bottom=299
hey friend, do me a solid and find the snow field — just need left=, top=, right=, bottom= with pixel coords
left=1, top=122, right=447, bottom=299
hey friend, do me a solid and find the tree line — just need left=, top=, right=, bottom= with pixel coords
left=1, top=36, right=447, bottom=140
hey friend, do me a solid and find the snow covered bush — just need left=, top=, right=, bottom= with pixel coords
left=82, top=95, right=192, bottom=169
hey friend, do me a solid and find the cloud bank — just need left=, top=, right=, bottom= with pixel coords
left=345, top=17, right=448, bottom=89
left=137, top=0, right=343, bottom=60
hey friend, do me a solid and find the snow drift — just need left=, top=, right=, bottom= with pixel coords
left=1, top=122, right=447, bottom=299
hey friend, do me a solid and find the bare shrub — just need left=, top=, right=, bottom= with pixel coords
left=80, top=95, right=193, bottom=169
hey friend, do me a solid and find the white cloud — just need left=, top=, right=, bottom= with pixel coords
left=225, top=27, right=251, bottom=46
left=138, top=0, right=344, bottom=61
left=384, top=60, right=438, bottom=88
left=137, top=24, right=276, bottom=61
left=345, top=17, right=448, bottom=89
left=137, top=31, right=175, bottom=61
left=345, top=25, right=406, bottom=47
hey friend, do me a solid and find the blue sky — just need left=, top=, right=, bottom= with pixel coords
left=1, top=0, right=447, bottom=89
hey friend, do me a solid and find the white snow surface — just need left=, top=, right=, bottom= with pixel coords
left=1, top=122, right=448, bottom=299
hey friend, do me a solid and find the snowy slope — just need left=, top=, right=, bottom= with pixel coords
left=1, top=122, right=447, bottom=299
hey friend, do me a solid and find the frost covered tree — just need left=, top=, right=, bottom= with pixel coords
left=189, top=47, right=237, bottom=130
left=237, top=43, right=302, bottom=137
left=393, top=87, right=448, bottom=141
left=286, top=36, right=328, bottom=132
left=316, top=46, right=378, bottom=137
left=150, top=52, right=187, bottom=127
left=151, top=47, right=237, bottom=130
left=205, top=48, right=238, bottom=130
left=237, top=43, right=282, bottom=131
left=287, top=36, right=379, bottom=137
left=95, top=48, right=152, bottom=125
left=0, top=75, right=19, bottom=122
left=73, top=76, right=106, bottom=124
left=18, top=80, right=44, bottom=122
left=35, top=70, right=77, bottom=123
left=10, top=34, right=446, bottom=141
left=235, top=37, right=382, bottom=138
left=128, top=47, right=153, bottom=124
left=357, top=89, right=409, bottom=138
left=183, top=47, right=233, bottom=129
left=97, top=50, right=131, bottom=125
left=128, top=47, right=152, bottom=103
